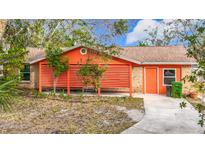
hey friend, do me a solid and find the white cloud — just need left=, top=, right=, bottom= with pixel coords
left=126, top=19, right=177, bottom=44
left=126, top=19, right=204, bottom=45
left=126, top=19, right=160, bottom=44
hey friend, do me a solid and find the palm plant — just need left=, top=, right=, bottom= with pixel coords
left=0, top=79, right=21, bottom=111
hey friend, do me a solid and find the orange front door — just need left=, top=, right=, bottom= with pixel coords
left=146, top=68, right=157, bottom=94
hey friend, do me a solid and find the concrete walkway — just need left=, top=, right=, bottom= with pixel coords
left=122, top=94, right=204, bottom=134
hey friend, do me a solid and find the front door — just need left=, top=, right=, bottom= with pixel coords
left=145, top=68, right=157, bottom=94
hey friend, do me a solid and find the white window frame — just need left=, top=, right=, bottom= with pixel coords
left=0, top=65, right=3, bottom=77
left=163, top=68, right=176, bottom=86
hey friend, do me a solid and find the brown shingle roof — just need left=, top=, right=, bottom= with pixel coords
left=27, top=45, right=83, bottom=64
left=25, top=47, right=45, bottom=63
left=26, top=45, right=196, bottom=65
left=120, top=45, right=196, bottom=64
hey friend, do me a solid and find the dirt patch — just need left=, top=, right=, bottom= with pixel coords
left=0, top=95, right=144, bottom=134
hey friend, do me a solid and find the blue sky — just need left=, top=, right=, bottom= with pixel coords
left=116, top=19, right=141, bottom=46
left=117, top=19, right=163, bottom=47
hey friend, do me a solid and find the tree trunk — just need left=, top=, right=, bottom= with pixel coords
left=53, top=76, right=59, bottom=94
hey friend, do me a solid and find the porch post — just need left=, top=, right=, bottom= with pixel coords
left=67, top=67, right=70, bottom=96
left=39, top=62, right=42, bottom=92
left=98, top=88, right=101, bottom=96
left=142, top=66, right=145, bottom=94
left=129, top=64, right=132, bottom=97
left=97, top=64, right=101, bottom=96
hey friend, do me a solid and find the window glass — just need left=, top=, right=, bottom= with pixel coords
left=164, top=69, right=175, bottom=85
left=21, top=64, right=30, bottom=81
left=164, top=70, right=175, bottom=76
left=164, top=77, right=175, bottom=85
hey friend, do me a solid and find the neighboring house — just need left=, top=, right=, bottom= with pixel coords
left=20, top=45, right=196, bottom=96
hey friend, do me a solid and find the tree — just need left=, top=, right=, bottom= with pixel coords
left=27, top=19, right=129, bottom=51
left=0, top=19, right=130, bottom=108
left=0, top=20, right=32, bottom=111
left=27, top=19, right=129, bottom=94
left=77, top=58, right=106, bottom=94
left=45, top=45, right=68, bottom=93
left=180, top=21, right=205, bottom=130
left=138, top=41, right=149, bottom=46
left=0, top=19, right=129, bottom=98
left=143, top=19, right=205, bottom=131
left=0, top=20, right=31, bottom=80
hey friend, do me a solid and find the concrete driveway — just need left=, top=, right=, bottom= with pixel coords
left=122, top=94, right=204, bottom=134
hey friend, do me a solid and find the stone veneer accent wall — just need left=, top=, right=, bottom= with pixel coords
left=181, top=66, right=192, bottom=93
left=132, top=66, right=143, bottom=93
left=30, top=63, right=39, bottom=89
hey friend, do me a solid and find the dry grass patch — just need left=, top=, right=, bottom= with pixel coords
left=0, top=95, right=144, bottom=134
left=99, top=96, right=144, bottom=110
left=186, top=97, right=205, bottom=115
left=186, top=97, right=199, bottom=106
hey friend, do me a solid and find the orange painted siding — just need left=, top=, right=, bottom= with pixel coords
left=70, top=65, right=83, bottom=88
left=143, top=65, right=186, bottom=94
left=67, top=67, right=70, bottom=95
left=39, top=62, right=42, bottom=92
left=129, top=64, right=132, bottom=96
left=38, top=46, right=192, bottom=95
left=39, top=47, right=132, bottom=91
left=158, top=66, right=181, bottom=94
left=69, top=64, right=130, bottom=88
left=40, top=47, right=137, bottom=65
left=142, top=66, right=144, bottom=93
left=41, top=64, right=67, bottom=88
left=101, top=65, right=130, bottom=88
left=63, top=48, right=131, bottom=65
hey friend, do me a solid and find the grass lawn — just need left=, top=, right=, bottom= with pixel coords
left=0, top=94, right=144, bottom=134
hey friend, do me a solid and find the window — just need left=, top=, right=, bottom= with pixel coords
left=163, top=69, right=176, bottom=86
left=80, top=48, right=87, bottom=55
left=21, top=64, right=30, bottom=81
left=0, top=65, right=3, bottom=77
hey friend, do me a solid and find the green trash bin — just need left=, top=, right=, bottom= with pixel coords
left=166, top=86, right=172, bottom=97
left=172, top=82, right=182, bottom=98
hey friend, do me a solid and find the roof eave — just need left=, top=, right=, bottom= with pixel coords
left=114, top=55, right=141, bottom=64
left=29, top=58, right=46, bottom=64
left=141, top=62, right=197, bottom=65
left=29, top=45, right=142, bottom=65
left=29, top=45, right=83, bottom=64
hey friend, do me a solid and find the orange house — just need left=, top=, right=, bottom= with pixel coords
left=21, top=45, right=196, bottom=96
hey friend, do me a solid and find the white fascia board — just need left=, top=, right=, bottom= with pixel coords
left=142, top=62, right=197, bottom=65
